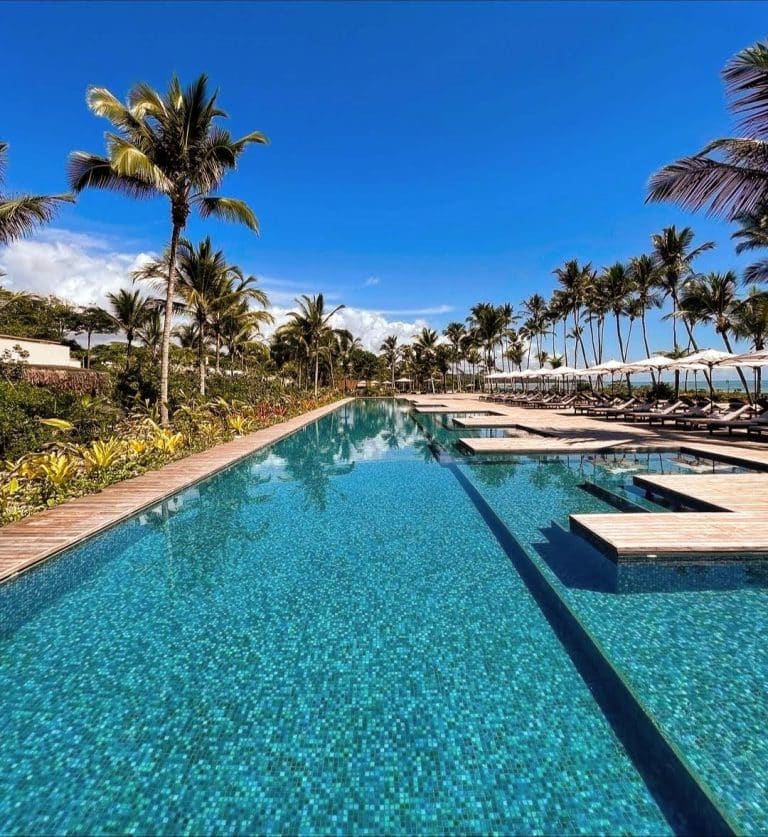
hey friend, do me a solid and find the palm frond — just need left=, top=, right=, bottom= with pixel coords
left=647, top=154, right=768, bottom=219
left=0, top=194, right=74, bottom=245
left=68, top=151, right=158, bottom=197
left=196, top=196, right=259, bottom=231
left=744, top=258, right=768, bottom=285
left=107, top=135, right=171, bottom=191
left=232, top=130, right=270, bottom=151
left=723, top=42, right=768, bottom=136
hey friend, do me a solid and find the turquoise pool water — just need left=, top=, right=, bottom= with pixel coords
left=0, top=400, right=763, bottom=834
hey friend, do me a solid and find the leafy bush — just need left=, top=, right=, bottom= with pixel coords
left=0, top=390, right=341, bottom=526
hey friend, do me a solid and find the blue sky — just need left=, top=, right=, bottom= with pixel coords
left=1, top=1, right=767, bottom=356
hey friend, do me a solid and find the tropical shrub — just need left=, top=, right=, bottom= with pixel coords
left=0, top=389, right=341, bottom=525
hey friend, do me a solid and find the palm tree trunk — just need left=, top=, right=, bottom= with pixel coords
left=198, top=338, right=206, bottom=396
left=86, top=331, right=92, bottom=370
left=640, top=312, right=656, bottom=385
left=720, top=331, right=751, bottom=402
left=159, top=222, right=181, bottom=426
left=314, top=347, right=319, bottom=397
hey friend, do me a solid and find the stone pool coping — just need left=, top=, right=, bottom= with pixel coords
left=0, top=397, right=354, bottom=584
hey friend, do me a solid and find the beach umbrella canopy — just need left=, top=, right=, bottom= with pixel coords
left=670, top=349, right=737, bottom=402
left=670, top=349, right=736, bottom=368
left=395, top=377, right=411, bottom=383
left=623, top=355, right=677, bottom=371
left=723, top=349, right=768, bottom=366
left=548, top=365, right=580, bottom=376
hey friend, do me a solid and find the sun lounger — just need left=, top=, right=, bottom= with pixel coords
left=627, top=400, right=687, bottom=424
left=708, top=407, right=768, bottom=435
left=674, top=402, right=746, bottom=430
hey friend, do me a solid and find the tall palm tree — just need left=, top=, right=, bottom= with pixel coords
left=0, top=142, right=72, bottom=244
left=553, top=259, right=592, bottom=367
left=443, top=321, right=466, bottom=390
left=68, top=75, right=267, bottom=424
left=286, top=294, right=345, bottom=396
left=600, top=262, right=635, bottom=362
left=628, top=254, right=663, bottom=365
left=414, top=327, right=439, bottom=392
left=733, top=286, right=768, bottom=394
left=106, top=289, right=153, bottom=368
left=466, top=303, right=506, bottom=376
left=337, top=330, right=361, bottom=393
left=679, top=271, right=751, bottom=396
left=647, top=40, right=768, bottom=221
left=651, top=226, right=714, bottom=349
left=379, top=335, right=400, bottom=389
left=520, top=294, right=548, bottom=368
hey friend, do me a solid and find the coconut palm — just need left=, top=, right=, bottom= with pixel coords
left=733, top=286, right=768, bottom=394
left=651, top=226, right=714, bottom=348
left=553, top=259, right=592, bottom=367
left=286, top=294, right=345, bottom=396
left=600, top=263, right=635, bottom=362
left=647, top=40, right=768, bottom=221
left=137, top=309, right=163, bottom=361
left=106, top=289, right=153, bottom=368
left=442, top=322, right=466, bottom=390
left=679, top=271, right=751, bottom=395
left=379, top=335, right=400, bottom=389
left=68, top=75, right=267, bottom=423
left=628, top=255, right=663, bottom=365
left=466, top=303, right=506, bottom=376
left=0, top=142, right=73, bottom=245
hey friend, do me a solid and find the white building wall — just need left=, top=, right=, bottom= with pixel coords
left=0, top=336, right=81, bottom=368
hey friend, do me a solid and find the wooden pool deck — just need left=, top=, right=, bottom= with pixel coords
left=409, top=394, right=768, bottom=561
left=0, top=398, right=352, bottom=584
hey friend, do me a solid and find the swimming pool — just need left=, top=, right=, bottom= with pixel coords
left=0, top=399, right=763, bottom=834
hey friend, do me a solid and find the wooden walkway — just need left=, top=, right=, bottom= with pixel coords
left=0, top=399, right=352, bottom=584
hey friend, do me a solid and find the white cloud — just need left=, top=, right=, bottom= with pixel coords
left=0, top=230, right=154, bottom=307
left=363, top=275, right=380, bottom=287
left=0, top=229, right=442, bottom=352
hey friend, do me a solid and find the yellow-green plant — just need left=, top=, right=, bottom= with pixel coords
left=81, top=438, right=125, bottom=471
left=226, top=415, right=253, bottom=436
left=23, top=452, right=80, bottom=495
left=152, top=429, right=185, bottom=455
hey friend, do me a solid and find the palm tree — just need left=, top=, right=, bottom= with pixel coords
left=414, top=327, right=439, bottom=392
left=0, top=142, right=73, bottom=245
left=106, top=289, right=153, bottom=368
left=137, top=309, right=163, bottom=361
left=334, top=330, right=361, bottom=393
left=647, top=40, right=768, bottom=221
left=68, top=75, right=267, bottom=424
left=286, top=294, right=345, bottom=396
left=733, top=286, right=768, bottom=394
left=466, top=303, right=506, bottom=378
left=553, top=259, right=591, bottom=367
left=628, top=255, right=663, bottom=366
left=679, top=271, right=751, bottom=396
left=651, top=226, right=714, bottom=349
left=600, top=263, right=634, bottom=362
left=443, top=322, right=466, bottom=390
left=520, top=294, right=548, bottom=368
left=379, top=335, right=400, bottom=390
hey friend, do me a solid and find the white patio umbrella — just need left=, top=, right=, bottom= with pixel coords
left=586, top=359, right=627, bottom=392
left=717, top=350, right=768, bottom=398
left=670, top=349, right=737, bottom=403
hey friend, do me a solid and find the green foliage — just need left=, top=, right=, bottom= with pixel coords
left=0, top=389, right=342, bottom=525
